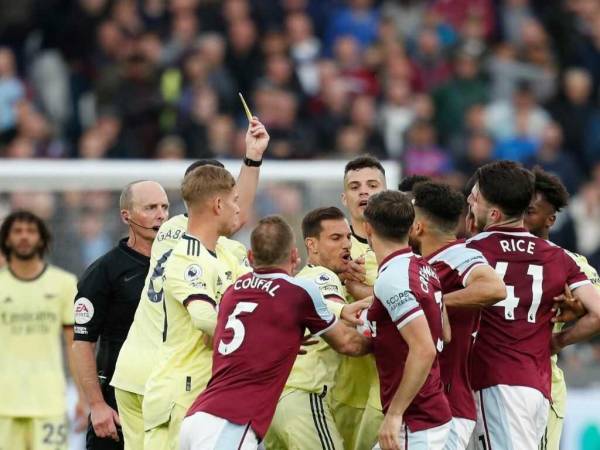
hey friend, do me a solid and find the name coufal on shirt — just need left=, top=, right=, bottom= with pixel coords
left=234, top=275, right=281, bottom=297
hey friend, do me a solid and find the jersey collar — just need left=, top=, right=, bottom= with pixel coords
left=254, top=267, right=290, bottom=276
left=118, top=238, right=150, bottom=264
left=350, top=226, right=369, bottom=245
left=8, top=263, right=48, bottom=282
left=484, top=226, right=529, bottom=233
left=424, top=239, right=464, bottom=262
left=378, top=247, right=413, bottom=270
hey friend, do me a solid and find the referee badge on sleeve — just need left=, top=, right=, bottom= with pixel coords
left=74, top=297, right=95, bottom=324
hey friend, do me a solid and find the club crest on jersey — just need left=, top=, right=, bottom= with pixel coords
left=74, top=298, right=94, bottom=324
left=185, top=264, right=202, bottom=282
left=316, top=273, right=331, bottom=285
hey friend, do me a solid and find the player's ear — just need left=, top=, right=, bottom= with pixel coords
left=213, top=195, right=222, bottom=215
left=247, top=249, right=255, bottom=267
left=121, top=210, right=129, bottom=225
left=290, top=246, right=300, bottom=272
left=341, top=191, right=347, bottom=207
left=413, top=220, right=423, bottom=236
left=489, top=207, right=501, bottom=224
left=305, top=237, right=317, bottom=254
left=547, top=213, right=556, bottom=229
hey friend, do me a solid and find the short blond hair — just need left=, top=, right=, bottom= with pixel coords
left=181, top=165, right=236, bottom=207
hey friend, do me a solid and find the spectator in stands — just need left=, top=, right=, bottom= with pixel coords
left=226, top=17, right=263, bottom=95
left=410, top=27, right=452, bottom=91
left=531, top=122, right=583, bottom=195
left=5, top=136, right=35, bottom=159
left=485, top=81, right=550, bottom=142
left=325, top=0, right=380, bottom=54
left=381, top=0, right=426, bottom=42
left=348, top=94, right=386, bottom=158
left=334, top=35, right=379, bottom=97
left=486, top=30, right=556, bottom=103
left=311, top=75, right=349, bottom=152
left=570, top=10, right=600, bottom=98
left=206, top=115, right=236, bottom=158
left=287, top=12, right=322, bottom=96
left=78, top=129, right=110, bottom=160
left=379, top=78, right=415, bottom=158
left=177, top=85, right=219, bottom=157
left=402, top=119, right=452, bottom=178
left=155, top=135, right=187, bottom=160
left=433, top=49, right=488, bottom=144
left=161, top=9, right=199, bottom=67
left=78, top=209, right=113, bottom=267
left=198, top=33, right=238, bottom=112
left=335, top=125, right=368, bottom=159
left=456, top=131, right=494, bottom=179
left=0, top=48, right=25, bottom=137
left=431, top=0, right=495, bottom=40
left=548, top=68, right=600, bottom=168
left=493, top=112, right=539, bottom=163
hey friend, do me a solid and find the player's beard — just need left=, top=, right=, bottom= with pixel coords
left=408, top=235, right=421, bottom=255
left=474, top=213, right=488, bottom=233
left=10, top=244, right=41, bottom=261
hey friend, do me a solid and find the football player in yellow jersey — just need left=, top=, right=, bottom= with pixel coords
left=330, top=155, right=387, bottom=450
left=525, top=167, right=600, bottom=450
left=112, top=117, right=269, bottom=450
left=265, top=207, right=371, bottom=450
left=142, top=165, right=244, bottom=450
left=0, top=211, right=87, bottom=450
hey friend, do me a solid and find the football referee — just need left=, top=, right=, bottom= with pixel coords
left=72, top=180, right=169, bottom=449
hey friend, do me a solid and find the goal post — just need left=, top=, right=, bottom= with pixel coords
left=0, top=159, right=400, bottom=275
left=0, top=159, right=400, bottom=192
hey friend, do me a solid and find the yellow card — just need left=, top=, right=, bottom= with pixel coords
left=239, top=92, right=253, bottom=122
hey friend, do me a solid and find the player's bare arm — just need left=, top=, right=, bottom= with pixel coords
left=344, top=279, right=374, bottom=301
left=441, top=304, right=451, bottom=344
left=235, top=117, right=269, bottom=232
left=378, top=315, right=437, bottom=450
left=443, top=265, right=506, bottom=308
left=552, top=283, right=600, bottom=353
left=72, top=340, right=120, bottom=441
left=64, top=326, right=89, bottom=432
left=322, top=321, right=372, bottom=356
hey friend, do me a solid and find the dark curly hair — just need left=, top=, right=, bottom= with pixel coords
left=413, top=182, right=466, bottom=233
left=0, top=210, right=51, bottom=260
left=532, top=166, right=569, bottom=212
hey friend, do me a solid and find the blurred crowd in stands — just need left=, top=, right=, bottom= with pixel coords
left=2, top=0, right=600, bottom=385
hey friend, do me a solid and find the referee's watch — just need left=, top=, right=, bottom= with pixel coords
left=243, top=156, right=263, bottom=167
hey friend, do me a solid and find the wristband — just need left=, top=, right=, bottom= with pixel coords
left=244, top=156, right=263, bottom=167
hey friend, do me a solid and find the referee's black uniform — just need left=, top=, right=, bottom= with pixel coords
left=74, top=238, right=150, bottom=450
